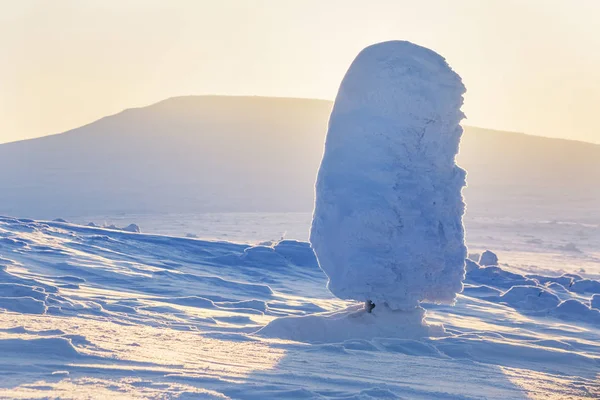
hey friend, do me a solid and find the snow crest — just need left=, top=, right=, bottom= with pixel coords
left=310, top=40, right=467, bottom=310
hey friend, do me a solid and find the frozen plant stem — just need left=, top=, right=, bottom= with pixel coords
left=365, top=300, right=375, bottom=313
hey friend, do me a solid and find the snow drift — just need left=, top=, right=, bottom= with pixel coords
left=2, top=216, right=600, bottom=398
left=310, top=40, right=467, bottom=310
left=257, top=303, right=436, bottom=344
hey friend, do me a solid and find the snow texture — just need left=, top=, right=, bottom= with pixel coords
left=551, top=299, right=600, bottom=324
left=592, top=294, right=600, bottom=309
left=468, top=266, right=536, bottom=289
left=499, top=285, right=560, bottom=312
left=257, top=303, right=437, bottom=344
left=1, top=216, right=600, bottom=398
left=465, top=259, right=480, bottom=273
left=570, top=279, right=600, bottom=294
left=310, top=40, right=467, bottom=310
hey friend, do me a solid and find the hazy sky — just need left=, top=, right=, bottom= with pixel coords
left=2, top=0, right=599, bottom=144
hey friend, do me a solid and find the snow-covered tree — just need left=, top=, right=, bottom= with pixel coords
left=310, top=40, right=467, bottom=311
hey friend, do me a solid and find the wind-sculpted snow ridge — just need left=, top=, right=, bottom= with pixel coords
left=0, top=216, right=330, bottom=324
left=0, top=217, right=599, bottom=398
left=570, top=279, right=600, bottom=294
left=310, top=40, right=467, bottom=311
left=463, top=254, right=600, bottom=326
left=54, top=218, right=142, bottom=233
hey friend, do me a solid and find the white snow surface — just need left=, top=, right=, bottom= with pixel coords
left=0, top=216, right=599, bottom=399
left=257, top=303, right=439, bottom=344
left=311, top=41, right=467, bottom=310
left=592, top=294, right=600, bottom=309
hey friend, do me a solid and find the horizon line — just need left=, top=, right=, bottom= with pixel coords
left=2, top=94, right=598, bottom=147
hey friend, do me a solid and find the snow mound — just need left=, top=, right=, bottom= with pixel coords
left=0, top=283, right=49, bottom=300
left=562, top=273, right=583, bottom=281
left=569, top=279, right=600, bottom=294
left=122, top=223, right=141, bottom=233
left=256, top=303, right=438, bottom=343
left=466, top=266, right=536, bottom=289
left=0, top=283, right=51, bottom=314
left=461, top=258, right=600, bottom=323
left=104, top=223, right=141, bottom=233
left=551, top=299, right=600, bottom=324
left=272, top=240, right=319, bottom=267
left=544, top=282, right=572, bottom=300
left=0, top=337, right=82, bottom=359
left=479, top=250, right=498, bottom=266
left=310, top=40, right=467, bottom=310
left=234, top=240, right=319, bottom=271
left=499, top=285, right=560, bottom=312
left=528, top=274, right=574, bottom=287
left=0, top=296, right=47, bottom=314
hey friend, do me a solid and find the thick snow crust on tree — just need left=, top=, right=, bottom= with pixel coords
left=310, top=41, right=467, bottom=310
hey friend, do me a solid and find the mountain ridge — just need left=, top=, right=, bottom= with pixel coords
left=1, top=95, right=598, bottom=223
left=4, top=95, right=599, bottom=148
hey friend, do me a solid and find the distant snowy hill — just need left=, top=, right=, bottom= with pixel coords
left=460, top=126, right=600, bottom=223
left=1, top=95, right=599, bottom=223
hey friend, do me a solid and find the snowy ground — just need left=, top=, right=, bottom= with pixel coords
left=1, top=215, right=599, bottom=399
left=68, top=212, right=600, bottom=279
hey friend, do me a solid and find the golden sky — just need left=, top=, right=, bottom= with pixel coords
left=1, top=0, right=599, bottom=144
